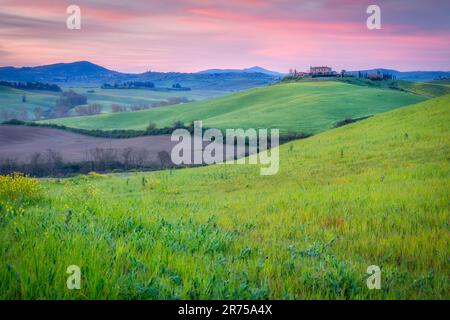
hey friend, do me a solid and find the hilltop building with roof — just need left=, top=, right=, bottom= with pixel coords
left=309, top=66, right=337, bottom=77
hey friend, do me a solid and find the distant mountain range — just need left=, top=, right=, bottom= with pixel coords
left=0, top=61, right=448, bottom=90
left=198, top=66, right=284, bottom=77
left=0, top=61, right=280, bottom=91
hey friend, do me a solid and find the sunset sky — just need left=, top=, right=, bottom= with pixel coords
left=0, top=0, right=449, bottom=73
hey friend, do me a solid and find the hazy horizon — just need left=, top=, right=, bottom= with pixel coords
left=1, top=60, right=450, bottom=75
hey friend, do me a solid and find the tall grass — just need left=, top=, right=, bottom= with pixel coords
left=0, top=95, right=449, bottom=299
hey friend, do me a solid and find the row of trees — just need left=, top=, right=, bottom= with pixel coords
left=0, top=81, right=62, bottom=92
left=283, top=68, right=397, bottom=82
left=102, top=81, right=155, bottom=89
left=0, top=148, right=173, bottom=177
left=2, top=118, right=195, bottom=139
left=101, top=82, right=191, bottom=91
left=171, top=83, right=191, bottom=91
left=74, top=103, right=103, bottom=116
left=356, top=71, right=396, bottom=80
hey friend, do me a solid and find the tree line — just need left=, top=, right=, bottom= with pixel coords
left=0, top=81, right=62, bottom=92
left=0, top=148, right=174, bottom=177
left=102, top=81, right=155, bottom=89
left=1, top=119, right=195, bottom=138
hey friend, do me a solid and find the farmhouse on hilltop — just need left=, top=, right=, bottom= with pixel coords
left=289, top=66, right=338, bottom=78
left=287, top=65, right=342, bottom=79
left=309, top=66, right=337, bottom=77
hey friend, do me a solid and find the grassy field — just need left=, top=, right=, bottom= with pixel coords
left=0, top=85, right=226, bottom=121
left=65, top=86, right=227, bottom=111
left=1, top=94, right=449, bottom=299
left=0, top=85, right=58, bottom=117
left=393, top=80, right=450, bottom=97
left=430, top=79, right=450, bottom=86
left=42, top=82, right=426, bottom=134
left=284, top=77, right=450, bottom=98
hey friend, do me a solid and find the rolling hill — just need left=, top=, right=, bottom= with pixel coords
left=348, top=69, right=450, bottom=82
left=0, top=85, right=58, bottom=118
left=393, top=80, right=450, bottom=97
left=430, top=78, right=450, bottom=86
left=42, top=81, right=426, bottom=134
left=2, top=94, right=449, bottom=299
left=0, top=84, right=229, bottom=121
left=0, top=61, right=117, bottom=83
left=337, top=78, right=450, bottom=98
left=0, top=61, right=278, bottom=90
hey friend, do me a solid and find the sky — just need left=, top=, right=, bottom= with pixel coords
left=0, top=0, right=449, bottom=73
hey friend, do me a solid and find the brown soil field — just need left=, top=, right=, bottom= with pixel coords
left=0, top=125, right=246, bottom=165
left=0, top=125, right=176, bottom=164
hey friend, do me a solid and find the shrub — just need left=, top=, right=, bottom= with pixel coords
left=173, top=120, right=184, bottom=129
left=88, top=171, right=107, bottom=178
left=0, top=173, right=42, bottom=206
left=147, top=122, right=157, bottom=131
left=333, top=115, right=373, bottom=128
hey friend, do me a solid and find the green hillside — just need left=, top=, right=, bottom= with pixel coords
left=430, top=79, right=450, bottom=86
left=63, top=86, right=226, bottom=111
left=337, top=78, right=450, bottom=98
left=0, top=85, right=58, bottom=119
left=2, top=95, right=449, bottom=299
left=41, top=82, right=426, bottom=134
left=395, top=80, right=450, bottom=97
left=0, top=84, right=225, bottom=120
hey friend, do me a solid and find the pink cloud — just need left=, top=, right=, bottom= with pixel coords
left=0, top=0, right=448, bottom=72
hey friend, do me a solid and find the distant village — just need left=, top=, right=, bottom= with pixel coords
left=287, top=66, right=396, bottom=81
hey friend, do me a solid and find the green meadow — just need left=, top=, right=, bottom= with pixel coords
left=0, top=85, right=58, bottom=116
left=65, top=86, right=226, bottom=110
left=430, top=79, right=450, bottom=86
left=0, top=84, right=225, bottom=120
left=334, top=78, right=450, bottom=98
left=42, top=82, right=426, bottom=134
left=1, top=94, right=449, bottom=299
left=393, top=80, right=450, bottom=98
